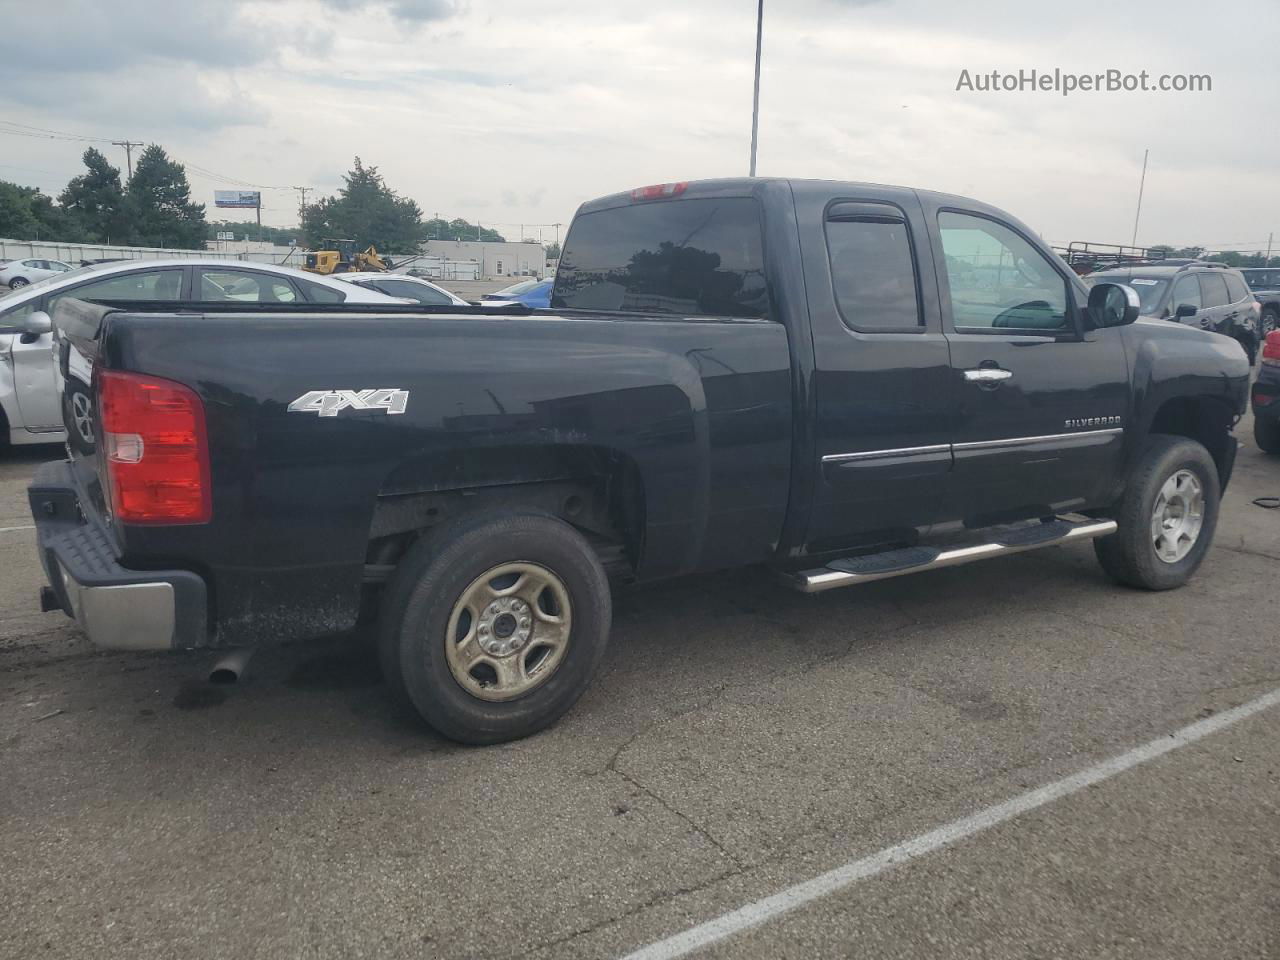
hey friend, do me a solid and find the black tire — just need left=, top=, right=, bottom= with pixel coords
left=1255, top=415, right=1280, bottom=455
left=1093, top=435, right=1220, bottom=591
left=1262, top=308, right=1279, bottom=338
left=9, top=277, right=28, bottom=289
left=63, top=381, right=96, bottom=455
left=379, top=511, right=612, bottom=745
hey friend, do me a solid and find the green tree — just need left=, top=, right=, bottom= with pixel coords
left=302, top=157, right=428, bottom=252
left=0, top=180, right=82, bottom=241
left=58, top=148, right=125, bottom=243
left=544, top=240, right=561, bottom=259
left=123, top=145, right=207, bottom=248
left=424, top=216, right=505, bottom=243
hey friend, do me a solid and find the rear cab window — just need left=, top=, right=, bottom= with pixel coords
left=1224, top=273, right=1250, bottom=304
left=1198, top=272, right=1230, bottom=308
left=824, top=202, right=922, bottom=332
left=553, top=196, right=768, bottom=318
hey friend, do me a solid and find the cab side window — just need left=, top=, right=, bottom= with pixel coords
left=1198, top=273, right=1229, bottom=309
left=825, top=204, right=922, bottom=331
left=937, top=212, right=1069, bottom=330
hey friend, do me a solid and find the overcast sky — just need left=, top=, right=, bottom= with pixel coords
left=2, top=0, right=1277, bottom=251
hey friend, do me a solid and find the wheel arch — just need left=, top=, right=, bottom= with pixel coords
left=365, top=442, right=645, bottom=581
left=1144, top=394, right=1237, bottom=488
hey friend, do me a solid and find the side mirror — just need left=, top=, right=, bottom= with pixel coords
left=1087, top=282, right=1140, bottom=328
left=1174, top=302, right=1198, bottom=319
left=18, top=310, right=52, bottom=343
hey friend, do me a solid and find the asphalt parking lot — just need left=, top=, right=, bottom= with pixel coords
left=1, top=417, right=1278, bottom=959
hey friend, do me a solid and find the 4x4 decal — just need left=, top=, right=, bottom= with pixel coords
left=288, top=389, right=409, bottom=417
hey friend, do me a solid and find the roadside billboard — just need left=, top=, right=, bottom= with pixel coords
left=214, top=191, right=261, bottom=209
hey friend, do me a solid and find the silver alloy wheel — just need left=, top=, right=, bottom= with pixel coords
left=71, top=392, right=94, bottom=444
left=9, top=277, right=28, bottom=288
left=1150, top=469, right=1204, bottom=564
left=1264, top=310, right=1278, bottom=337
left=444, top=561, right=571, bottom=702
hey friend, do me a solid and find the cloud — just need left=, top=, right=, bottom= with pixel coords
left=315, top=0, right=461, bottom=23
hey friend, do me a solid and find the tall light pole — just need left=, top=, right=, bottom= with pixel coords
left=1131, top=148, right=1148, bottom=248
left=749, top=0, right=764, bottom=177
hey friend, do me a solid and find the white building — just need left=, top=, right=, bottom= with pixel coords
left=421, top=239, right=548, bottom=280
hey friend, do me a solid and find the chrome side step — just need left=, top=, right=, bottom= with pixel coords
left=788, top=518, right=1117, bottom=594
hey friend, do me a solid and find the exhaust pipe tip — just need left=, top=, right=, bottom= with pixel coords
left=208, top=648, right=254, bottom=685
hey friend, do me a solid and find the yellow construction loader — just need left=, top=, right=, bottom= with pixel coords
left=302, top=239, right=394, bottom=275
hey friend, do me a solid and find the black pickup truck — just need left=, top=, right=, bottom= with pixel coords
left=27, top=178, right=1250, bottom=743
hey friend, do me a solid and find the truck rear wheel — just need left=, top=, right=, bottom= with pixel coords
left=379, top=512, right=612, bottom=744
left=1093, top=435, right=1219, bottom=591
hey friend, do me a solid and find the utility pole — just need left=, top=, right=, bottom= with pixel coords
left=1267, top=232, right=1274, bottom=266
left=554, top=222, right=562, bottom=245
left=1131, top=148, right=1148, bottom=248
left=749, top=0, right=764, bottom=177
left=112, top=140, right=143, bottom=181
left=292, top=186, right=311, bottom=225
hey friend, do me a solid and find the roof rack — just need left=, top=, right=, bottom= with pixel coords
left=1053, top=241, right=1156, bottom=275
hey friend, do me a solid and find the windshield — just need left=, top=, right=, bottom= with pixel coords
left=1089, top=275, right=1168, bottom=315
left=490, top=278, right=541, bottom=297
left=1242, top=269, right=1280, bottom=291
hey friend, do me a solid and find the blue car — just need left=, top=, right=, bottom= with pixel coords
left=481, top=277, right=553, bottom=308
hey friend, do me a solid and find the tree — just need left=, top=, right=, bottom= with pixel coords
left=544, top=241, right=561, bottom=259
left=0, top=180, right=82, bottom=241
left=302, top=157, right=428, bottom=251
left=58, top=148, right=125, bottom=243
left=424, top=216, right=505, bottom=243
left=123, top=145, right=207, bottom=249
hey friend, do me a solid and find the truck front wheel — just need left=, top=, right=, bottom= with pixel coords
left=1093, top=435, right=1220, bottom=591
left=379, top=512, right=612, bottom=744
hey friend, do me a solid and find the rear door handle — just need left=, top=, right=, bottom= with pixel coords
left=963, top=368, right=1013, bottom=383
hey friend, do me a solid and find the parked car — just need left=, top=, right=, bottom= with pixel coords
left=481, top=277, right=553, bottom=308
left=0, top=258, right=76, bottom=289
left=30, top=177, right=1248, bottom=744
left=337, top=271, right=469, bottom=306
left=1087, top=260, right=1262, bottom=364
left=1240, top=267, right=1280, bottom=336
left=1251, top=329, right=1280, bottom=453
left=0, top=259, right=403, bottom=451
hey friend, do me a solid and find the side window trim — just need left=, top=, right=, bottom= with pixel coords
left=823, top=198, right=925, bottom=335
left=935, top=207, right=1078, bottom=338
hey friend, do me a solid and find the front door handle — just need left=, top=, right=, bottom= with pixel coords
left=963, top=367, right=1013, bottom=384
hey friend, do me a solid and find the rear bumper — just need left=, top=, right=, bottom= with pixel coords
left=1252, top=365, right=1280, bottom=422
left=28, top=460, right=207, bottom=650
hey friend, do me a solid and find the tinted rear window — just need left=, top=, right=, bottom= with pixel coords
left=552, top=197, right=768, bottom=318
left=1225, top=273, right=1250, bottom=303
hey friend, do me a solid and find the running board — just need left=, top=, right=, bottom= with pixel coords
left=788, top=518, right=1117, bottom=594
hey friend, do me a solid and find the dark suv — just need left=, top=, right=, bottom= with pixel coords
left=1088, top=260, right=1262, bottom=364
left=1240, top=267, right=1280, bottom=337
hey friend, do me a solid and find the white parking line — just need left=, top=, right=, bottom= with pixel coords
left=0, top=524, right=35, bottom=534
left=621, top=686, right=1280, bottom=960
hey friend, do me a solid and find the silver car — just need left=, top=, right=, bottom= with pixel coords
left=0, top=258, right=76, bottom=289
left=0, top=258, right=404, bottom=451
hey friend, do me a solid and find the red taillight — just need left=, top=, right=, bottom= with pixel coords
left=98, top=370, right=211, bottom=524
left=630, top=182, right=688, bottom=201
left=1254, top=392, right=1274, bottom=407
left=1263, top=331, right=1280, bottom=366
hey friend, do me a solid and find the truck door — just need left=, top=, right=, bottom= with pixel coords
left=927, top=205, right=1129, bottom=526
left=795, top=188, right=956, bottom=555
